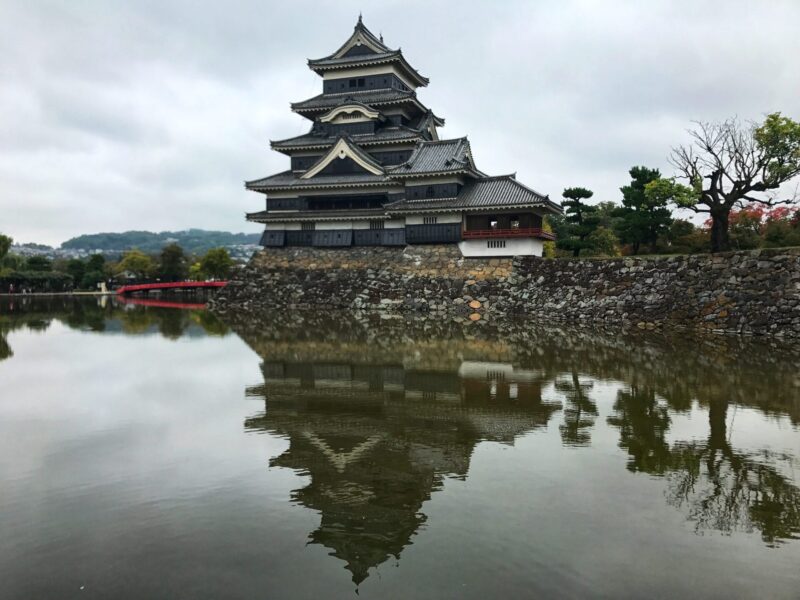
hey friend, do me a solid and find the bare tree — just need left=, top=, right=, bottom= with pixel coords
left=667, top=113, right=800, bottom=252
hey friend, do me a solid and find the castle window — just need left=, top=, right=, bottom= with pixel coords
left=349, top=79, right=357, bottom=88
left=511, top=218, right=521, bottom=229
left=487, top=240, right=506, bottom=249
left=357, top=78, right=365, bottom=87
left=423, top=216, right=438, bottom=225
left=301, top=222, right=315, bottom=231
left=369, top=220, right=384, bottom=230
left=425, top=186, right=435, bottom=198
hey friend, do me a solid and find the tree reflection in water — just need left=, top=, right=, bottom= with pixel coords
left=0, top=296, right=230, bottom=351
left=609, top=390, right=800, bottom=546
left=557, top=370, right=598, bottom=447
left=229, top=311, right=800, bottom=585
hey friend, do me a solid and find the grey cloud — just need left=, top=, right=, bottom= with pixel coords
left=1, top=0, right=799, bottom=245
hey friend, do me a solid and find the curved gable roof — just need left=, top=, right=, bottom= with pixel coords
left=314, top=16, right=391, bottom=61
left=307, top=17, right=429, bottom=87
left=300, top=136, right=385, bottom=179
left=387, top=138, right=480, bottom=177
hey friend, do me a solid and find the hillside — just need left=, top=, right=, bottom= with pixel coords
left=61, top=229, right=260, bottom=254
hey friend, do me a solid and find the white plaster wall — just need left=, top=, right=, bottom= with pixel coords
left=351, top=219, right=405, bottom=229
left=316, top=221, right=352, bottom=230
left=405, top=214, right=462, bottom=225
left=264, top=223, right=301, bottom=231
left=458, top=238, right=544, bottom=257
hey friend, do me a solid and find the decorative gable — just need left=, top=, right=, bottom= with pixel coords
left=300, top=137, right=384, bottom=179
left=319, top=103, right=383, bottom=124
left=331, top=17, right=391, bottom=59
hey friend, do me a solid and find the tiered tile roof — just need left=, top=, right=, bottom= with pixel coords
left=387, top=138, right=482, bottom=178
left=386, top=175, right=558, bottom=213
left=307, top=17, right=429, bottom=87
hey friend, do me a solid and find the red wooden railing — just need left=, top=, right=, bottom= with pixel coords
left=117, top=296, right=209, bottom=310
left=116, top=281, right=228, bottom=296
left=462, top=227, right=556, bottom=241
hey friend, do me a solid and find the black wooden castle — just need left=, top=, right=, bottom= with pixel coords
left=246, top=17, right=561, bottom=257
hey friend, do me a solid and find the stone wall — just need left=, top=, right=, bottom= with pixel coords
left=210, top=246, right=800, bottom=338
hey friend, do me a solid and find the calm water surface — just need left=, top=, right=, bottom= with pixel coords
left=1, top=297, right=799, bottom=599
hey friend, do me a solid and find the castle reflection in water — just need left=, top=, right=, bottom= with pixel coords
left=237, top=313, right=800, bottom=585
left=245, top=354, right=560, bottom=583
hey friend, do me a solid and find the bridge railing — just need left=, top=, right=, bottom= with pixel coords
left=115, top=281, right=228, bottom=296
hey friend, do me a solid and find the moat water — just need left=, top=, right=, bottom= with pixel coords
left=1, top=297, right=799, bottom=599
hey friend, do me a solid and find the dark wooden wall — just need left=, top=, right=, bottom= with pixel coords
left=323, top=73, right=411, bottom=94
left=405, top=183, right=461, bottom=200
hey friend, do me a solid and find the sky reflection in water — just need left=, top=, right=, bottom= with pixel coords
left=1, top=297, right=798, bottom=599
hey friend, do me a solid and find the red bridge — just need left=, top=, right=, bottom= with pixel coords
left=116, top=281, right=228, bottom=296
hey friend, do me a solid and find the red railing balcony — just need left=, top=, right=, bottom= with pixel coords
left=462, top=227, right=556, bottom=241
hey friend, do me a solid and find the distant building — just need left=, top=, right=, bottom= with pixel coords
left=246, top=17, right=561, bottom=257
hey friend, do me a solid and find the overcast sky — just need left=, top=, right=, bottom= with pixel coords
left=1, top=0, right=799, bottom=246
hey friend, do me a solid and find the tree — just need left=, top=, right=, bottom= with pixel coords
left=0, top=253, right=23, bottom=273
left=81, top=254, right=107, bottom=290
left=586, top=226, right=621, bottom=257
left=726, top=206, right=764, bottom=249
left=159, top=243, right=188, bottom=282
left=199, top=248, right=233, bottom=279
left=188, top=262, right=204, bottom=281
left=557, top=187, right=599, bottom=257
left=762, top=207, right=800, bottom=248
left=668, top=113, right=800, bottom=252
left=86, top=254, right=106, bottom=272
left=616, top=166, right=672, bottom=254
left=66, top=259, right=86, bottom=288
left=25, top=256, right=52, bottom=272
left=0, top=234, right=11, bottom=261
left=665, top=219, right=709, bottom=254
left=541, top=217, right=557, bottom=258
left=115, top=249, right=155, bottom=279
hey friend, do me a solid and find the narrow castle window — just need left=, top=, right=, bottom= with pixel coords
left=423, top=216, right=438, bottom=225
left=301, top=222, right=315, bottom=231
left=369, top=220, right=385, bottom=230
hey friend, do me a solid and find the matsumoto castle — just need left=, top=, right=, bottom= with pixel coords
left=246, top=17, right=562, bottom=257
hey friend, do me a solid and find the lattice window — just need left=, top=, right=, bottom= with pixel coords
left=423, top=216, right=438, bottom=225
left=369, top=220, right=385, bottom=230
left=487, top=240, right=506, bottom=249
left=301, top=222, right=315, bottom=231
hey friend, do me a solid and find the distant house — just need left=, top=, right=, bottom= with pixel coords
left=246, top=17, right=561, bottom=257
